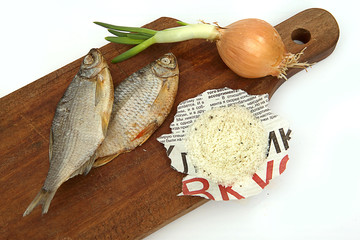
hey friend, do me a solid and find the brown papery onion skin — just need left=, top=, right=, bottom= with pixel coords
left=216, top=18, right=287, bottom=78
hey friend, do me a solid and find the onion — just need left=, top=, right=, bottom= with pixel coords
left=95, top=18, right=310, bottom=79
left=217, top=19, right=286, bottom=78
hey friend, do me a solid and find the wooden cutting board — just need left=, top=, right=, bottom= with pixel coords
left=0, top=8, right=339, bottom=240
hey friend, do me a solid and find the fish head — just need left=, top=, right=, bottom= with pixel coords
left=78, top=48, right=107, bottom=79
left=152, top=53, right=179, bottom=78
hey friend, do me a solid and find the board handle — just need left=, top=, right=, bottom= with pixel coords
left=245, top=8, right=340, bottom=98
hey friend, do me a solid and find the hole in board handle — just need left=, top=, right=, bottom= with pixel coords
left=291, top=28, right=311, bottom=45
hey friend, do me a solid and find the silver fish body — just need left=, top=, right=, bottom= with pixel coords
left=24, top=48, right=114, bottom=216
left=93, top=53, right=179, bottom=167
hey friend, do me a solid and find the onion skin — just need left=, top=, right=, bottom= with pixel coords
left=216, top=18, right=287, bottom=78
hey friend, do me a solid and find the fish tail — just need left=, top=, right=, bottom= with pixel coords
left=23, top=188, right=56, bottom=216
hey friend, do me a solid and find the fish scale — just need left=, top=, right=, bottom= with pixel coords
left=116, top=80, right=160, bottom=134
left=93, top=53, right=179, bottom=167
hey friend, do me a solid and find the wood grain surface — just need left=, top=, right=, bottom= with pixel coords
left=0, top=8, right=339, bottom=240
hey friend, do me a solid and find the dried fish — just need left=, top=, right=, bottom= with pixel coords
left=93, top=53, right=179, bottom=167
left=23, top=48, right=114, bottom=216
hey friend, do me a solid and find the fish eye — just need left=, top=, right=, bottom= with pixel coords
left=84, top=54, right=94, bottom=65
left=161, top=57, right=171, bottom=65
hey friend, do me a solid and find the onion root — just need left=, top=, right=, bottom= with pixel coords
left=278, top=48, right=313, bottom=80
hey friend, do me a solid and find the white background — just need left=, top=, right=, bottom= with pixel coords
left=1, top=0, right=359, bottom=239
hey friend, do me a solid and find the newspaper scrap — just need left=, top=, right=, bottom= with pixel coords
left=157, top=88, right=291, bottom=201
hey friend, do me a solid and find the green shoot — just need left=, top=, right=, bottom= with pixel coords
left=94, top=22, right=158, bottom=35
left=176, top=21, right=190, bottom=26
left=105, top=36, right=144, bottom=45
left=111, top=37, right=156, bottom=63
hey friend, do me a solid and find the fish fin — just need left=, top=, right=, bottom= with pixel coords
left=131, top=121, right=158, bottom=143
left=151, top=74, right=177, bottom=107
left=93, top=153, right=120, bottom=168
left=23, top=188, right=57, bottom=216
left=82, top=154, right=97, bottom=176
left=101, top=113, right=110, bottom=136
left=95, top=74, right=104, bottom=107
left=69, top=154, right=97, bottom=178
